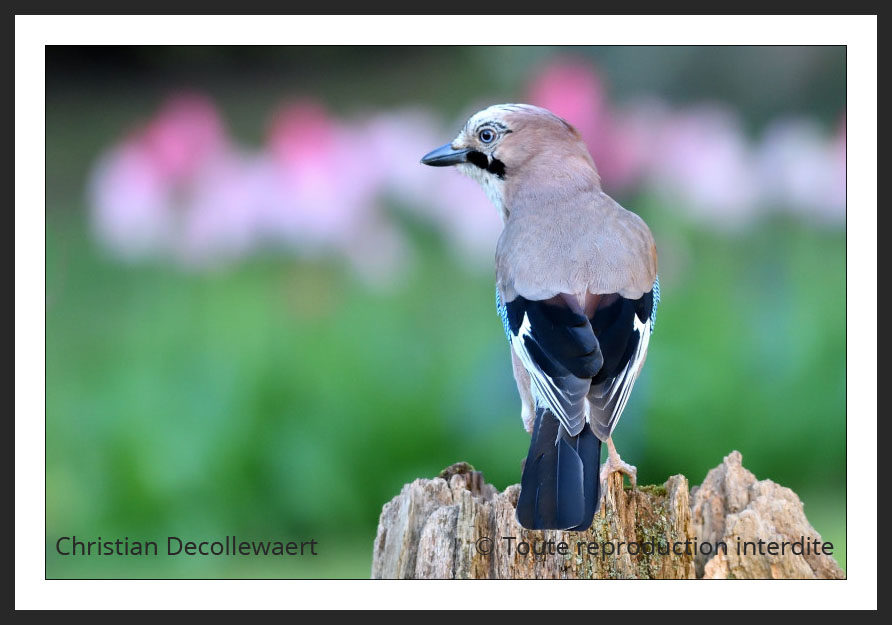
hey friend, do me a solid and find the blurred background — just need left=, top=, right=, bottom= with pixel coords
left=46, top=46, right=846, bottom=578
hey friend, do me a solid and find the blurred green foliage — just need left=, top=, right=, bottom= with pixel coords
left=45, top=46, right=845, bottom=578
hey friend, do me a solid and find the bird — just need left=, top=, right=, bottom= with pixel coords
left=421, top=104, right=659, bottom=531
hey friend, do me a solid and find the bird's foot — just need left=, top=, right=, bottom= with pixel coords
left=599, top=453, right=637, bottom=492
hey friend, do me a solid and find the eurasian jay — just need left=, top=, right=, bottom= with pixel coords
left=421, top=104, right=659, bottom=532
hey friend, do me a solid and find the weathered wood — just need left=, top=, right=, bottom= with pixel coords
left=691, top=451, right=844, bottom=579
left=372, top=453, right=844, bottom=579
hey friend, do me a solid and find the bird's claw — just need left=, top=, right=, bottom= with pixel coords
left=599, top=455, right=637, bottom=492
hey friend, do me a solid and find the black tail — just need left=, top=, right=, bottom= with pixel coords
left=515, top=407, right=602, bottom=531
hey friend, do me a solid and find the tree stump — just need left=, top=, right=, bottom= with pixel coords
left=371, top=452, right=844, bottom=579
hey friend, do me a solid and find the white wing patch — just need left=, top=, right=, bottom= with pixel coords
left=510, top=313, right=587, bottom=436
left=588, top=313, right=651, bottom=439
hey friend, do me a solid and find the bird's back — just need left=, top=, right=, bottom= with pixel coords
left=495, top=189, right=657, bottom=304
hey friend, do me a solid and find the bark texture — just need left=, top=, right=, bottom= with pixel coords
left=691, top=451, right=844, bottom=579
left=372, top=453, right=844, bottom=579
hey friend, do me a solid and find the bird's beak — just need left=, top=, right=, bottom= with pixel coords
left=420, top=143, right=472, bottom=167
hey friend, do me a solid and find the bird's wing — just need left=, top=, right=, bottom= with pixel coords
left=499, top=293, right=603, bottom=437
left=586, top=278, right=659, bottom=440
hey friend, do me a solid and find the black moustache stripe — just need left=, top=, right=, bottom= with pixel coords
left=467, top=151, right=506, bottom=180
left=488, top=157, right=506, bottom=178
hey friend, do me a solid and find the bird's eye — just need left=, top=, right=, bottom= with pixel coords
left=478, top=128, right=496, bottom=144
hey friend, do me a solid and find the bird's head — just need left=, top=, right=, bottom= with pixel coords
left=421, top=103, right=599, bottom=220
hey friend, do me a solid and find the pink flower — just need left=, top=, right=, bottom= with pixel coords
left=833, top=112, right=846, bottom=210
left=268, top=100, right=337, bottom=171
left=141, top=93, right=227, bottom=184
left=88, top=92, right=231, bottom=261
left=526, top=58, right=643, bottom=190
left=265, top=100, right=380, bottom=248
left=646, top=105, right=761, bottom=227
left=756, top=116, right=846, bottom=224
left=88, top=140, right=173, bottom=260
left=528, top=59, right=607, bottom=139
left=176, top=152, right=272, bottom=268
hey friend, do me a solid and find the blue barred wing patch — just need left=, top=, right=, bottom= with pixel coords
left=650, top=275, right=660, bottom=333
left=496, top=287, right=511, bottom=341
